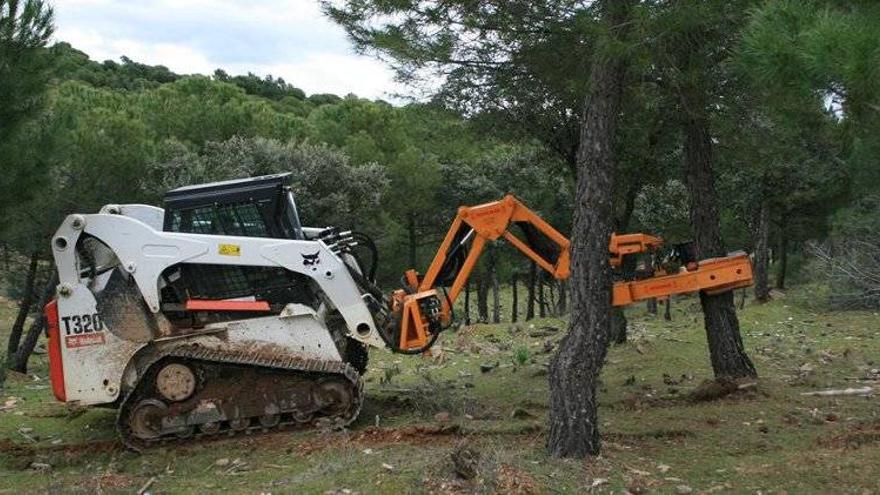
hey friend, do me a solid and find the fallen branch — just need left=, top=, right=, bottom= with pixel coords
left=801, top=387, right=875, bottom=397
left=137, top=476, right=156, bottom=495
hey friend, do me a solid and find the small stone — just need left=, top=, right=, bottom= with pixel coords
left=382, top=463, right=394, bottom=471
left=29, top=462, right=51, bottom=471
left=362, top=449, right=373, bottom=455
left=434, top=412, right=451, bottom=422
left=480, top=363, right=497, bottom=373
left=657, top=464, right=671, bottom=473
left=675, top=485, right=693, bottom=494
left=215, top=458, right=231, bottom=467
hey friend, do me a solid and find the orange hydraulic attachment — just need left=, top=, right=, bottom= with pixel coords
left=389, top=195, right=754, bottom=352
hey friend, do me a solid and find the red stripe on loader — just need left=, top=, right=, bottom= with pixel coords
left=185, top=299, right=271, bottom=312
left=44, top=300, right=66, bottom=402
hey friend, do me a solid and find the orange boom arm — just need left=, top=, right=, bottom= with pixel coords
left=387, top=195, right=753, bottom=352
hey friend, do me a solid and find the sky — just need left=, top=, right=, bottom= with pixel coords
left=52, top=0, right=405, bottom=100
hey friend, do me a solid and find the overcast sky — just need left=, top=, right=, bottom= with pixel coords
left=52, top=0, right=405, bottom=100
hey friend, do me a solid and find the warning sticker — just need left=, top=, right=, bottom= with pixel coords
left=218, top=244, right=241, bottom=256
left=65, top=333, right=106, bottom=349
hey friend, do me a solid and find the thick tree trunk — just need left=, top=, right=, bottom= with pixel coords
left=752, top=199, right=771, bottom=303
left=511, top=273, right=519, bottom=323
left=6, top=252, right=39, bottom=367
left=464, top=281, right=471, bottom=325
left=526, top=262, right=536, bottom=321
left=775, top=233, right=788, bottom=290
left=11, top=272, right=57, bottom=373
left=548, top=0, right=632, bottom=458
left=476, top=270, right=489, bottom=323
left=683, top=115, right=757, bottom=379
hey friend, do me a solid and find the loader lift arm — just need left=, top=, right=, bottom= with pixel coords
left=386, top=195, right=754, bottom=354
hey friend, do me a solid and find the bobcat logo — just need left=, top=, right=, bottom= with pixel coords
left=302, top=251, right=321, bottom=266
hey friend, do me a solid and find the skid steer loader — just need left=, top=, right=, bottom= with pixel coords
left=45, top=173, right=753, bottom=449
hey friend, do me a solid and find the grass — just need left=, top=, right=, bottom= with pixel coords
left=0, top=288, right=878, bottom=494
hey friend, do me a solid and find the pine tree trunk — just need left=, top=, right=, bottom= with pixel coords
left=476, top=270, right=489, bottom=323
left=491, top=266, right=500, bottom=324
left=464, top=281, right=471, bottom=325
left=11, top=272, right=57, bottom=373
left=538, top=274, right=547, bottom=318
left=776, top=233, right=788, bottom=290
left=752, top=199, right=771, bottom=303
left=548, top=0, right=632, bottom=458
left=511, top=273, right=519, bottom=323
left=6, top=252, right=39, bottom=368
left=682, top=114, right=757, bottom=379
left=526, top=262, right=536, bottom=321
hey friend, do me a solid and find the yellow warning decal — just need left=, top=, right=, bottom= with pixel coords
left=218, top=244, right=241, bottom=256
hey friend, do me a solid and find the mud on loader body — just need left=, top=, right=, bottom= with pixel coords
left=45, top=174, right=753, bottom=448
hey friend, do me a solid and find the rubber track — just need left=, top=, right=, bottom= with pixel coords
left=117, top=345, right=363, bottom=451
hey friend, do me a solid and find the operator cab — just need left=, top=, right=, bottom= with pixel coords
left=158, top=173, right=316, bottom=329
left=162, top=173, right=304, bottom=240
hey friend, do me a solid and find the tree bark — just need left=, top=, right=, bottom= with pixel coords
left=511, top=273, right=519, bottom=323
left=752, top=199, right=771, bottom=303
left=548, top=0, right=632, bottom=458
left=664, top=298, right=672, bottom=321
left=775, top=232, right=788, bottom=290
left=647, top=298, right=658, bottom=315
left=538, top=273, right=547, bottom=318
left=464, top=281, right=471, bottom=325
left=11, top=272, right=57, bottom=373
left=487, top=246, right=500, bottom=323
left=526, top=262, right=536, bottom=321
left=6, top=252, right=39, bottom=368
left=682, top=115, right=757, bottom=379
left=476, top=269, right=489, bottom=323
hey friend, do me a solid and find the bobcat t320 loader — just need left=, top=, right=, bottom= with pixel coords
left=45, top=173, right=753, bottom=449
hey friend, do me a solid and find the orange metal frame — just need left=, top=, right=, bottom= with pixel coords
left=395, top=195, right=570, bottom=351
left=391, top=195, right=755, bottom=352
left=611, top=252, right=753, bottom=306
